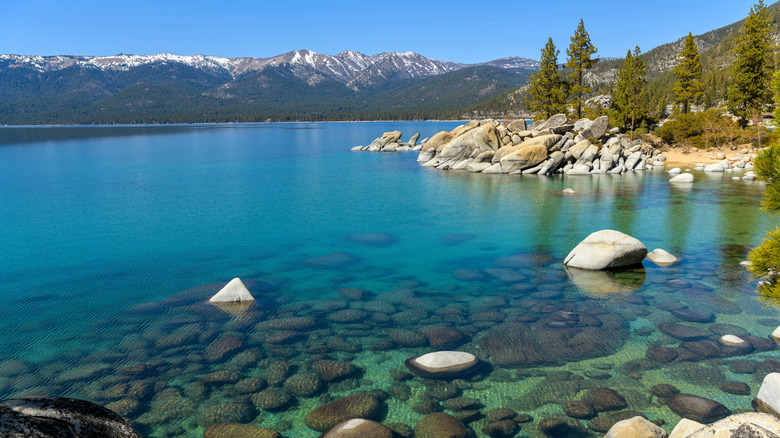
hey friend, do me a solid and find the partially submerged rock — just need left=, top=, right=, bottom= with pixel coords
left=670, top=173, right=694, bottom=183
left=209, top=278, right=254, bottom=303
left=564, top=230, right=647, bottom=270
left=756, top=373, right=780, bottom=417
left=647, top=248, right=678, bottom=266
left=0, top=397, right=140, bottom=438
left=405, top=351, right=478, bottom=379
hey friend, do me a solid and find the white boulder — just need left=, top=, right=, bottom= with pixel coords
left=669, top=418, right=704, bottom=438
left=756, top=373, right=780, bottom=417
left=209, top=278, right=255, bottom=303
left=647, top=248, right=678, bottom=266
left=670, top=173, right=694, bottom=183
left=405, top=351, right=479, bottom=378
left=564, top=230, right=648, bottom=270
left=771, top=326, right=780, bottom=345
left=704, top=163, right=726, bottom=172
left=719, top=335, right=748, bottom=347
left=684, top=413, right=780, bottom=438
left=668, top=168, right=682, bottom=175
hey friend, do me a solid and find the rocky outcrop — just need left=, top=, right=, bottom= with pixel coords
left=352, top=131, right=424, bottom=152
left=0, top=397, right=140, bottom=438
left=356, top=114, right=664, bottom=176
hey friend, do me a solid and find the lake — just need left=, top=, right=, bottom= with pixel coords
left=0, top=122, right=778, bottom=437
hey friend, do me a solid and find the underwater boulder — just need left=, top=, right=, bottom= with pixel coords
left=414, top=413, right=470, bottom=438
left=405, top=351, right=479, bottom=379
left=667, top=394, right=730, bottom=423
left=321, top=419, right=393, bottom=438
left=304, top=392, right=381, bottom=432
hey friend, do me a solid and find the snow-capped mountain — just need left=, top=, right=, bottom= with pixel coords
left=0, top=50, right=537, bottom=85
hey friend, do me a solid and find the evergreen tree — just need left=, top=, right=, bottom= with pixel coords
left=727, top=0, right=773, bottom=126
left=748, top=142, right=780, bottom=306
left=526, top=38, right=567, bottom=119
left=773, top=70, right=780, bottom=126
left=612, top=47, right=647, bottom=140
left=673, top=33, right=703, bottom=113
left=566, top=19, right=598, bottom=119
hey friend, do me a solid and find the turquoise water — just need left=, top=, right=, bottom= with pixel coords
left=0, top=122, right=778, bottom=437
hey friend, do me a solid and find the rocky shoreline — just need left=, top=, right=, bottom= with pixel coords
left=354, top=115, right=760, bottom=181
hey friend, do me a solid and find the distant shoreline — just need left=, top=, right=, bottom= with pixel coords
left=0, top=119, right=469, bottom=129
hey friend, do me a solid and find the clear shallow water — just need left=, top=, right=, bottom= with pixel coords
left=0, top=122, right=778, bottom=437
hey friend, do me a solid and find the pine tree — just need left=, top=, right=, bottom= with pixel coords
left=612, top=47, right=647, bottom=141
left=748, top=142, right=780, bottom=305
left=566, top=19, right=598, bottom=119
left=526, top=38, right=567, bottom=119
left=727, top=0, right=773, bottom=127
left=773, top=70, right=780, bottom=126
left=672, top=33, right=703, bottom=113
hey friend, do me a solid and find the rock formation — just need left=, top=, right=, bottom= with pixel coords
left=355, top=114, right=667, bottom=176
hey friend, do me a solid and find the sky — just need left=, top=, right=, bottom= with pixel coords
left=0, top=0, right=768, bottom=63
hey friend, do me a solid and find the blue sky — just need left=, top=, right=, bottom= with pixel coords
left=1, top=0, right=766, bottom=63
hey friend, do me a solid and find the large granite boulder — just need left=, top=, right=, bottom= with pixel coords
left=581, top=116, right=609, bottom=139
left=367, top=131, right=402, bottom=151
left=564, top=230, right=647, bottom=270
left=438, top=124, right=499, bottom=163
left=500, top=144, right=548, bottom=173
left=535, top=114, right=568, bottom=132
left=305, top=392, right=381, bottom=432
left=0, top=397, right=140, bottom=438
left=418, top=131, right=454, bottom=162
left=756, top=373, right=780, bottom=417
left=209, top=278, right=254, bottom=303
left=684, top=413, right=780, bottom=438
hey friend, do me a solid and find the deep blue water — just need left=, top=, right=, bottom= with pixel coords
left=0, top=122, right=778, bottom=437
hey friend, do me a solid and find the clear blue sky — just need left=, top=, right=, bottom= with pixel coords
left=1, top=0, right=767, bottom=63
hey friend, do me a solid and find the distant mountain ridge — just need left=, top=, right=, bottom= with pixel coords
left=0, top=50, right=539, bottom=124
left=0, top=50, right=538, bottom=84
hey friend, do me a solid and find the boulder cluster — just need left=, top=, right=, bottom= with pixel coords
left=357, top=114, right=669, bottom=176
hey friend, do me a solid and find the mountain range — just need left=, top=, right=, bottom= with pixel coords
left=0, top=50, right=538, bottom=124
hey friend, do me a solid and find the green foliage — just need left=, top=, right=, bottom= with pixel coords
left=526, top=38, right=567, bottom=119
left=748, top=142, right=780, bottom=306
left=727, top=0, right=773, bottom=125
left=749, top=227, right=780, bottom=307
left=612, top=47, right=647, bottom=140
left=673, top=33, right=704, bottom=113
left=773, top=70, right=780, bottom=126
left=654, top=110, right=741, bottom=148
left=566, top=19, right=598, bottom=119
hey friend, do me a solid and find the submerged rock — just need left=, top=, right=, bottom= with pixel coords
left=564, top=230, right=647, bottom=270
left=0, top=397, right=140, bottom=438
left=666, top=394, right=730, bottom=423
left=209, top=278, right=254, bottom=303
left=322, top=419, right=393, bottom=438
left=304, top=392, right=381, bottom=432
left=405, top=351, right=479, bottom=379
left=203, top=423, right=281, bottom=438
left=647, top=248, right=679, bottom=266
left=414, top=413, right=470, bottom=438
